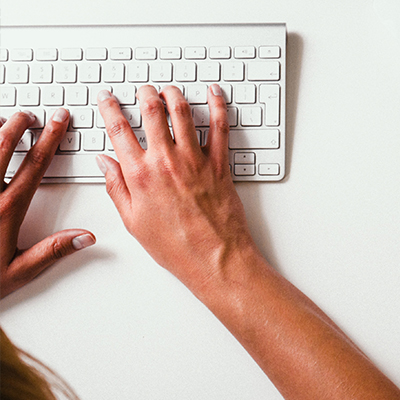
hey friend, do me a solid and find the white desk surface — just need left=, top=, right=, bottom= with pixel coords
left=1, top=1, right=399, bottom=399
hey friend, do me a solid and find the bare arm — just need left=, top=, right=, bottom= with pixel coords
left=97, top=85, right=400, bottom=400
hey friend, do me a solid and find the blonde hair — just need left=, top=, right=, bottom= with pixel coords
left=0, top=327, right=79, bottom=400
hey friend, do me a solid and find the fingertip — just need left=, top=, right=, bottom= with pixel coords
left=72, top=233, right=96, bottom=250
left=97, top=89, right=113, bottom=103
left=52, top=108, right=69, bottom=123
left=210, top=84, right=223, bottom=97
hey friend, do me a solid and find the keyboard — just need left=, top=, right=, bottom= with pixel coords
left=0, top=23, right=286, bottom=183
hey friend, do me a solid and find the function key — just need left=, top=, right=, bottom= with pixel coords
left=0, top=48, right=9, bottom=61
left=135, top=47, right=157, bottom=60
left=11, top=48, right=33, bottom=61
left=36, top=48, right=58, bottom=61
left=234, top=46, right=255, bottom=59
left=110, top=47, right=132, bottom=60
left=61, top=48, right=83, bottom=61
left=259, top=46, right=280, bottom=59
left=185, top=47, right=206, bottom=60
left=86, top=47, right=108, bottom=60
left=209, top=46, right=231, bottom=59
left=160, top=47, right=182, bottom=60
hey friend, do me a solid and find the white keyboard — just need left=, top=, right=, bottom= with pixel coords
left=0, top=23, right=286, bottom=183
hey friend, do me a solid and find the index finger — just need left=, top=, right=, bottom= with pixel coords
left=97, top=90, right=144, bottom=167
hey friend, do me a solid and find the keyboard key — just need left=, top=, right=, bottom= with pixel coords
left=151, top=62, right=173, bottom=82
left=234, top=164, right=255, bottom=176
left=15, top=130, right=33, bottom=151
left=0, top=86, right=16, bottom=106
left=234, top=46, right=255, bottom=59
left=127, top=62, right=149, bottom=82
left=18, top=85, right=40, bottom=106
left=135, top=47, right=157, bottom=60
left=185, top=47, right=206, bottom=60
left=235, top=84, right=256, bottom=103
left=226, top=107, right=238, bottom=127
left=110, top=47, right=132, bottom=60
left=0, top=65, right=5, bottom=84
left=0, top=48, right=9, bottom=61
left=61, top=48, right=83, bottom=61
left=23, top=108, right=45, bottom=128
left=86, top=47, right=107, bottom=61
left=199, top=62, right=220, bottom=82
left=160, top=47, right=181, bottom=60
left=175, top=62, right=196, bottom=82
left=79, top=62, right=101, bottom=83
left=229, top=129, right=279, bottom=149
left=241, top=106, right=262, bottom=127
left=55, top=63, right=77, bottom=83
left=42, top=86, right=64, bottom=106
left=223, top=62, right=244, bottom=81
left=70, top=108, right=93, bottom=128
left=113, top=85, right=136, bottom=105
left=83, top=130, right=104, bottom=151
left=259, top=163, right=280, bottom=175
left=234, top=152, right=255, bottom=164
left=259, top=84, right=280, bottom=126
left=7, top=64, right=29, bottom=83
left=66, top=85, right=88, bottom=106
left=259, top=46, right=280, bottom=58
left=103, top=62, right=125, bottom=83
left=31, top=64, right=53, bottom=83
left=59, top=131, right=81, bottom=151
left=187, top=84, right=208, bottom=104
left=209, top=46, right=231, bottom=59
left=192, top=106, right=210, bottom=126
left=11, top=48, right=33, bottom=61
left=36, top=48, right=58, bottom=61
left=247, top=61, right=280, bottom=81
left=90, top=85, right=112, bottom=105
left=121, top=108, right=141, bottom=128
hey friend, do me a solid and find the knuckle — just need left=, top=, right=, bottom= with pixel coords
left=26, top=147, right=50, bottom=169
left=141, top=96, right=164, bottom=117
left=51, top=237, right=69, bottom=259
left=170, top=99, right=191, bottom=117
left=213, top=118, right=230, bottom=135
left=0, top=134, right=15, bottom=154
left=107, top=118, right=131, bottom=139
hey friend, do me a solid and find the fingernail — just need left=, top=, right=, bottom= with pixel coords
left=211, top=84, right=222, bottom=96
left=98, top=90, right=112, bottom=103
left=22, top=110, right=36, bottom=123
left=96, top=155, right=108, bottom=175
left=52, top=108, right=69, bottom=123
left=72, top=234, right=96, bottom=250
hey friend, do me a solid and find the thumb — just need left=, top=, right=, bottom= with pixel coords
left=2, top=229, right=95, bottom=298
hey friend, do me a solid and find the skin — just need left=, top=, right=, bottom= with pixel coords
left=1, top=85, right=400, bottom=399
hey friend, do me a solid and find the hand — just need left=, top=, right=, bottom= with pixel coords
left=0, top=109, right=95, bottom=299
left=96, top=85, right=257, bottom=293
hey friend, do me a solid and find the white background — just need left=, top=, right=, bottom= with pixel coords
left=1, top=0, right=400, bottom=399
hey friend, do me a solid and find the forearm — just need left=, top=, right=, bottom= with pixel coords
left=194, top=243, right=400, bottom=400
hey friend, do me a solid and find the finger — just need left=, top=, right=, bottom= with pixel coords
left=96, top=155, right=132, bottom=220
left=205, top=84, right=230, bottom=166
left=136, top=85, right=173, bottom=151
left=160, top=86, right=199, bottom=151
left=97, top=90, right=144, bottom=167
left=2, top=229, right=95, bottom=299
left=0, top=111, right=36, bottom=182
left=7, top=108, right=69, bottom=206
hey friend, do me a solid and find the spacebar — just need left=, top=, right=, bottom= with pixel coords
left=6, top=154, right=105, bottom=178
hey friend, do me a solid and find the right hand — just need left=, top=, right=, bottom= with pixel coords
left=96, top=85, right=257, bottom=292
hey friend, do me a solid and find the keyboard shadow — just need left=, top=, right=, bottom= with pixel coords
left=284, top=31, right=303, bottom=181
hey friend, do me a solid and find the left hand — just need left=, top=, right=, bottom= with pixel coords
left=0, top=109, right=95, bottom=299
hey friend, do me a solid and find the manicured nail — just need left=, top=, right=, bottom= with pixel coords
left=72, top=234, right=96, bottom=250
left=52, top=108, right=69, bottom=123
left=211, top=84, right=222, bottom=96
left=98, top=90, right=112, bottom=102
left=96, top=155, right=108, bottom=175
left=22, top=110, right=36, bottom=123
